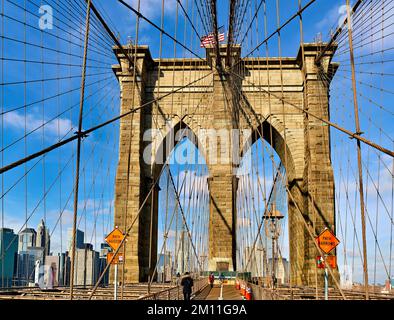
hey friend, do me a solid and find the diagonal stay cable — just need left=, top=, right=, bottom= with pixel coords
left=244, top=163, right=283, bottom=272
left=0, top=70, right=213, bottom=175
left=230, top=77, right=347, bottom=299
left=233, top=0, right=251, bottom=44
left=193, top=0, right=211, bottom=36
left=87, top=84, right=213, bottom=299
left=166, top=164, right=203, bottom=272
left=148, top=164, right=200, bottom=288
left=0, top=77, right=117, bottom=153
left=0, top=95, right=117, bottom=200
left=242, top=0, right=317, bottom=59
left=0, top=92, right=119, bottom=267
left=176, top=0, right=202, bottom=41
left=228, top=70, right=394, bottom=157
left=239, top=0, right=264, bottom=46
left=87, top=0, right=136, bottom=69
left=315, top=0, right=364, bottom=64
left=117, top=0, right=205, bottom=60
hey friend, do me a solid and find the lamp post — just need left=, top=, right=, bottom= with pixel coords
left=200, top=255, right=207, bottom=274
left=257, top=247, right=265, bottom=286
left=263, top=205, right=284, bottom=289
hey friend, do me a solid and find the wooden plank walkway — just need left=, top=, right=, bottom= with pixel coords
left=195, top=285, right=243, bottom=300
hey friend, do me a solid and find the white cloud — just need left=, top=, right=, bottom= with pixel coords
left=126, top=0, right=177, bottom=19
left=4, top=110, right=73, bottom=139
left=316, top=4, right=346, bottom=31
left=2, top=215, right=27, bottom=234
left=77, top=198, right=114, bottom=217
left=47, top=209, right=74, bottom=227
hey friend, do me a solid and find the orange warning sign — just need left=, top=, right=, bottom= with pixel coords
left=105, top=226, right=125, bottom=251
left=316, top=229, right=340, bottom=254
left=107, top=252, right=124, bottom=265
left=317, top=255, right=337, bottom=269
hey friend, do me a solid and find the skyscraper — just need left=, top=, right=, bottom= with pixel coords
left=0, top=228, right=18, bottom=288
left=16, top=246, right=45, bottom=286
left=74, top=243, right=99, bottom=286
left=158, top=251, right=173, bottom=282
left=67, top=228, right=84, bottom=253
left=243, top=246, right=266, bottom=278
left=44, top=255, right=60, bottom=288
left=16, top=228, right=38, bottom=286
left=98, top=243, right=110, bottom=286
left=58, top=252, right=70, bottom=287
left=176, top=230, right=190, bottom=274
left=18, top=228, right=36, bottom=253
left=100, top=243, right=111, bottom=257
left=267, top=257, right=289, bottom=285
left=36, top=219, right=50, bottom=256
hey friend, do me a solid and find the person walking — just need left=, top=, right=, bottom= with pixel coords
left=272, top=273, right=277, bottom=289
left=209, top=273, right=215, bottom=288
left=181, top=272, right=194, bottom=301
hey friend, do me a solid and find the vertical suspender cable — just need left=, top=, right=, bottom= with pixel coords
left=390, top=141, right=394, bottom=281
left=69, top=0, right=91, bottom=300
left=23, top=0, right=28, bottom=286
left=1, top=0, right=4, bottom=289
left=345, top=0, right=369, bottom=300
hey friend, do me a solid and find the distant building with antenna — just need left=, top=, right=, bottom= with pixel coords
left=36, top=219, right=50, bottom=257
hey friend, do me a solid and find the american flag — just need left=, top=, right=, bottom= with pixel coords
left=200, top=32, right=225, bottom=47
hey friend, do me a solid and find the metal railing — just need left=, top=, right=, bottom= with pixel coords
left=241, top=280, right=394, bottom=300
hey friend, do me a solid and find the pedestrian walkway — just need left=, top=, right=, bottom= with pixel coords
left=192, top=283, right=212, bottom=300
left=202, top=285, right=243, bottom=300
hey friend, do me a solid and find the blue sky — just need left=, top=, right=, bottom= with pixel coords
left=1, top=0, right=393, bottom=285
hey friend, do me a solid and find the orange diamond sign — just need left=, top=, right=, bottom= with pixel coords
left=105, top=226, right=125, bottom=251
left=317, top=255, right=337, bottom=269
left=316, top=229, right=340, bottom=255
left=107, top=252, right=124, bottom=265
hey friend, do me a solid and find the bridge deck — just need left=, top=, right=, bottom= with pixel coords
left=0, top=284, right=173, bottom=300
left=1, top=282, right=392, bottom=300
left=194, top=285, right=243, bottom=301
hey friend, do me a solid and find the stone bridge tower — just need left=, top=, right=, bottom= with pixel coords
left=112, top=43, right=338, bottom=286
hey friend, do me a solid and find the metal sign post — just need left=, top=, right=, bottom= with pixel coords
left=324, top=255, right=328, bottom=301
left=114, top=263, right=118, bottom=301
left=104, top=227, right=125, bottom=301
left=316, top=228, right=340, bottom=301
left=218, top=282, right=224, bottom=300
